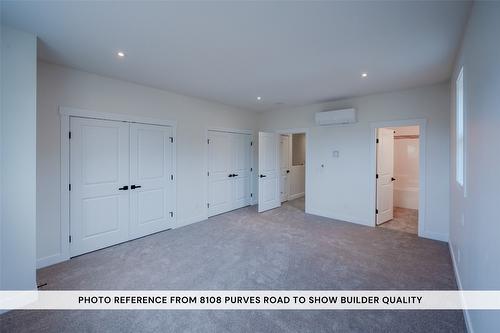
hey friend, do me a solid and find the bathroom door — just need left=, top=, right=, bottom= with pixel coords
left=376, top=128, right=394, bottom=225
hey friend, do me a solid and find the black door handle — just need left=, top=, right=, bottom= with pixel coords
left=391, top=177, right=396, bottom=181
left=233, top=174, right=238, bottom=177
left=286, top=170, right=290, bottom=173
left=118, top=186, right=129, bottom=190
left=260, top=174, right=266, bottom=178
left=228, top=174, right=234, bottom=178
left=131, top=185, right=142, bottom=189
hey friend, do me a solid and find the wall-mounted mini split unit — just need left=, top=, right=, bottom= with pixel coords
left=315, top=108, right=357, bottom=126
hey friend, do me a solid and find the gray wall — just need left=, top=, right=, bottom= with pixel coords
left=449, top=2, right=500, bottom=331
left=0, top=26, right=37, bottom=290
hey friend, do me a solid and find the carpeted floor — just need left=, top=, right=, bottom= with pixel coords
left=378, top=207, right=418, bottom=234
left=0, top=198, right=464, bottom=332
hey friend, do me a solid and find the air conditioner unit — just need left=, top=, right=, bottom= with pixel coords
left=315, top=108, right=357, bottom=126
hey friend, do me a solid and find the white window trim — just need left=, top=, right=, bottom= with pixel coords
left=455, top=67, right=465, bottom=192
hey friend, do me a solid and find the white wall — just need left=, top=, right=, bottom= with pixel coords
left=258, top=83, right=450, bottom=241
left=37, top=62, right=258, bottom=267
left=449, top=2, right=500, bottom=332
left=0, top=26, right=37, bottom=290
left=393, top=137, right=419, bottom=209
left=393, top=126, right=419, bottom=209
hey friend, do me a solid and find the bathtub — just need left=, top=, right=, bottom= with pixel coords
left=394, top=185, right=419, bottom=210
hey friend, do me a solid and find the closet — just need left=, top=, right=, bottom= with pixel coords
left=207, top=130, right=252, bottom=216
left=69, top=117, right=175, bottom=256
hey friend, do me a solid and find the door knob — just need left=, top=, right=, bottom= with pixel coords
left=391, top=177, right=396, bottom=181
left=131, top=185, right=142, bottom=189
left=286, top=170, right=290, bottom=173
left=260, top=174, right=266, bottom=178
left=228, top=174, right=234, bottom=178
left=118, top=186, right=129, bottom=190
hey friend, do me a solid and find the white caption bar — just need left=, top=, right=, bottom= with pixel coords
left=1, top=291, right=500, bottom=310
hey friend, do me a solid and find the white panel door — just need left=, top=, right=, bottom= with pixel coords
left=231, top=133, right=251, bottom=210
left=208, top=131, right=233, bottom=216
left=376, top=128, right=395, bottom=225
left=280, top=134, right=291, bottom=202
left=258, top=132, right=280, bottom=212
left=70, top=117, right=130, bottom=257
left=130, top=123, right=174, bottom=239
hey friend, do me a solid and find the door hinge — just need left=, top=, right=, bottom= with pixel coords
left=169, top=211, right=174, bottom=218
left=250, top=167, right=253, bottom=172
left=69, top=235, right=72, bottom=243
left=376, top=138, right=379, bottom=144
left=376, top=209, right=378, bottom=214
left=207, top=139, right=210, bottom=144
left=250, top=141, right=253, bottom=146
left=69, top=184, right=71, bottom=191
left=170, top=174, right=174, bottom=180
left=376, top=174, right=379, bottom=179
left=69, top=131, right=72, bottom=139
left=250, top=193, right=253, bottom=197
left=207, top=171, right=210, bottom=176
left=207, top=203, right=210, bottom=208
left=169, top=136, right=174, bottom=143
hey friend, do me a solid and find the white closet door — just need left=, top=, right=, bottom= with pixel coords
left=258, top=132, right=281, bottom=212
left=130, top=123, right=174, bottom=239
left=208, top=131, right=233, bottom=216
left=232, top=133, right=251, bottom=210
left=70, top=117, right=130, bottom=257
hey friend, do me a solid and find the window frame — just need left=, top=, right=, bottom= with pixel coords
left=455, top=67, right=465, bottom=190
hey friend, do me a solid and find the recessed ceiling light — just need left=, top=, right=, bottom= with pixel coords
left=361, top=72, right=368, bottom=78
left=117, top=51, right=125, bottom=58
left=257, top=96, right=262, bottom=101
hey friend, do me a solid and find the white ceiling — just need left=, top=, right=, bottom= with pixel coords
left=1, top=1, right=471, bottom=112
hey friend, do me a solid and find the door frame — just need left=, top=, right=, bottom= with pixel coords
left=275, top=128, right=309, bottom=213
left=52, top=106, right=177, bottom=268
left=369, top=119, right=426, bottom=238
left=205, top=127, right=255, bottom=218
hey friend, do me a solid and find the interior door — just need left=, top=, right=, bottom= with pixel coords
left=376, top=128, right=395, bottom=225
left=258, top=132, right=280, bottom=212
left=70, top=117, right=130, bottom=256
left=129, top=123, right=174, bottom=239
left=280, top=134, right=291, bottom=202
left=231, top=133, right=251, bottom=210
left=208, top=131, right=233, bottom=216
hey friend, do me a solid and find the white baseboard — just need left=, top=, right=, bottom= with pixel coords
left=420, top=230, right=449, bottom=242
left=306, top=208, right=371, bottom=227
left=37, top=253, right=67, bottom=269
left=449, top=241, right=474, bottom=333
left=175, top=214, right=208, bottom=229
left=288, top=192, right=305, bottom=200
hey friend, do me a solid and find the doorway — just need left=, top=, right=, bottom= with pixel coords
left=279, top=133, right=306, bottom=211
left=375, top=125, right=420, bottom=234
left=258, top=130, right=307, bottom=213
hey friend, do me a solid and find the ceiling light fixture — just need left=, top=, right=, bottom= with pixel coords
left=117, top=51, right=125, bottom=58
left=257, top=96, right=262, bottom=101
left=361, top=72, right=368, bottom=78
